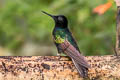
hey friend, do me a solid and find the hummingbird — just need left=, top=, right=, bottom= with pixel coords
left=42, top=11, right=90, bottom=77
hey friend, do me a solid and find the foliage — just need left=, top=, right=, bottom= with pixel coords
left=0, top=0, right=116, bottom=55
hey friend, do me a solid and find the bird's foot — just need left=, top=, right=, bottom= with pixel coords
left=57, top=53, right=61, bottom=60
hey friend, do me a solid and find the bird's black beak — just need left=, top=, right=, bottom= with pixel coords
left=42, top=11, right=57, bottom=22
left=42, top=11, right=54, bottom=18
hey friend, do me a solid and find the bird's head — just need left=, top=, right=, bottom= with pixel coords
left=42, top=11, right=68, bottom=28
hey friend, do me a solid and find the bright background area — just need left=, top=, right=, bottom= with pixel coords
left=0, top=0, right=116, bottom=56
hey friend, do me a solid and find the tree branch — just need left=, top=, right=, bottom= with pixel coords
left=0, top=56, right=119, bottom=80
left=115, top=0, right=120, bottom=55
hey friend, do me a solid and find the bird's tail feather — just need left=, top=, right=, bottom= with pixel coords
left=59, top=40, right=90, bottom=77
left=72, top=59, right=88, bottom=77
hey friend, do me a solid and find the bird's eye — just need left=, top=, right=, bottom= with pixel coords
left=58, top=17, right=63, bottom=21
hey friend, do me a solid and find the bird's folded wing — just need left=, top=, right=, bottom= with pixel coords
left=59, top=40, right=90, bottom=68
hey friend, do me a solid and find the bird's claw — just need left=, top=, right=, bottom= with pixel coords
left=57, top=53, right=61, bottom=60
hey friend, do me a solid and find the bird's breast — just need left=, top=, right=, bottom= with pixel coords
left=53, top=29, right=66, bottom=44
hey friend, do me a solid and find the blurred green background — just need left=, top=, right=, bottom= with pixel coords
left=0, top=0, right=116, bottom=56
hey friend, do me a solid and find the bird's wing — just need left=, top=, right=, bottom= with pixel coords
left=59, top=40, right=90, bottom=68
left=66, top=29, right=81, bottom=53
